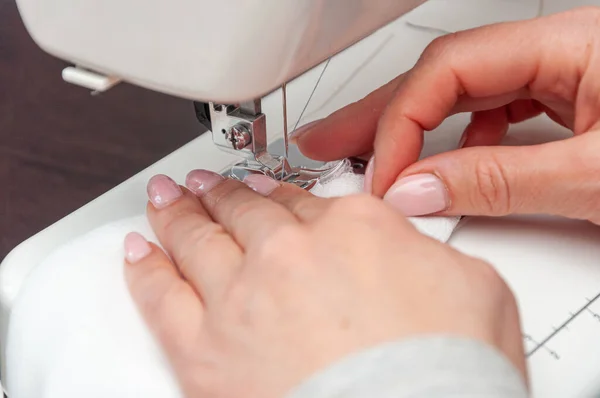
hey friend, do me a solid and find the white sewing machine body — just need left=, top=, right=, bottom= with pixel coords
left=4, top=0, right=600, bottom=397
left=14, top=0, right=429, bottom=191
left=16, top=0, right=425, bottom=103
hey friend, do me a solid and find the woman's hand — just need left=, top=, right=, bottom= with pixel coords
left=293, top=7, right=600, bottom=223
left=124, top=172, right=525, bottom=398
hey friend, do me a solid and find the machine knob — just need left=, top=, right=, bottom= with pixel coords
left=226, top=124, right=252, bottom=150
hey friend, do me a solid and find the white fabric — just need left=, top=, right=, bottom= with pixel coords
left=6, top=172, right=460, bottom=398
left=310, top=165, right=461, bottom=243
left=6, top=216, right=179, bottom=398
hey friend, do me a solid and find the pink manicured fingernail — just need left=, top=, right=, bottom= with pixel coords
left=147, top=175, right=183, bottom=209
left=384, top=174, right=449, bottom=216
left=363, top=156, right=375, bottom=194
left=289, top=119, right=322, bottom=142
left=243, top=174, right=280, bottom=195
left=186, top=169, right=224, bottom=195
left=124, top=232, right=152, bottom=264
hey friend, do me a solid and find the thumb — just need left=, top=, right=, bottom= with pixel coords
left=381, top=132, right=600, bottom=222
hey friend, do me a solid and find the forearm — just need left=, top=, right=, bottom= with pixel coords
left=287, top=336, right=528, bottom=398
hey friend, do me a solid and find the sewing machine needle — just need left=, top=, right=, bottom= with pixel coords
left=282, top=82, right=289, bottom=162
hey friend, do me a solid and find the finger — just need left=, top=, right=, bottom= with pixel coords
left=293, top=75, right=403, bottom=161
left=459, top=100, right=545, bottom=148
left=459, top=108, right=510, bottom=149
left=244, top=174, right=331, bottom=222
left=506, top=99, right=544, bottom=124
left=146, top=174, right=241, bottom=301
left=293, top=71, right=521, bottom=159
left=124, top=233, right=203, bottom=357
left=371, top=16, right=569, bottom=196
left=186, top=170, right=298, bottom=249
left=382, top=132, right=600, bottom=221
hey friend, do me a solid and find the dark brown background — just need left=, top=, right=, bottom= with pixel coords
left=0, top=0, right=202, bottom=261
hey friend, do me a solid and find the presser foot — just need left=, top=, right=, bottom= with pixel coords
left=223, top=157, right=368, bottom=190
left=206, top=94, right=368, bottom=190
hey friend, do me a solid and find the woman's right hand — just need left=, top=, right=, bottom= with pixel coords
left=293, top=7, right=600, bottom=223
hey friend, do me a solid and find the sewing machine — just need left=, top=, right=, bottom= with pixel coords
left=0, top=1, right=428, bottom=396
left=13, top=0, right=427, bottom=188
left=3, top=0, right=600, bottom=397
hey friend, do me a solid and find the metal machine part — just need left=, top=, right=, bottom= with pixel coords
left=206, top=95, right=365, bottom=190
left=209, top=101, right=269, bottom=164
left=228, top=157, right=368, bottom=191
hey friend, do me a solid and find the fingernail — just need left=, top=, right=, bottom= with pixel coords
left=363, top=156, right=375, bottom=194
left=458, top=131, right=468, bottom=149
left=186, top=169, right=224, bottom=196
left=289, top=119, right=321, bottom=142
left=243, top=174, right=280, bottom=195
left=384, top=174, right=449, bottom=216
left=147, top=174, right=183, bottom=209
left=124, top=232, right=152, bottom=264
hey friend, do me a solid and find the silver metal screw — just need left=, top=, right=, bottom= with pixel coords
left=226, top=124, right=252, bottom=150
